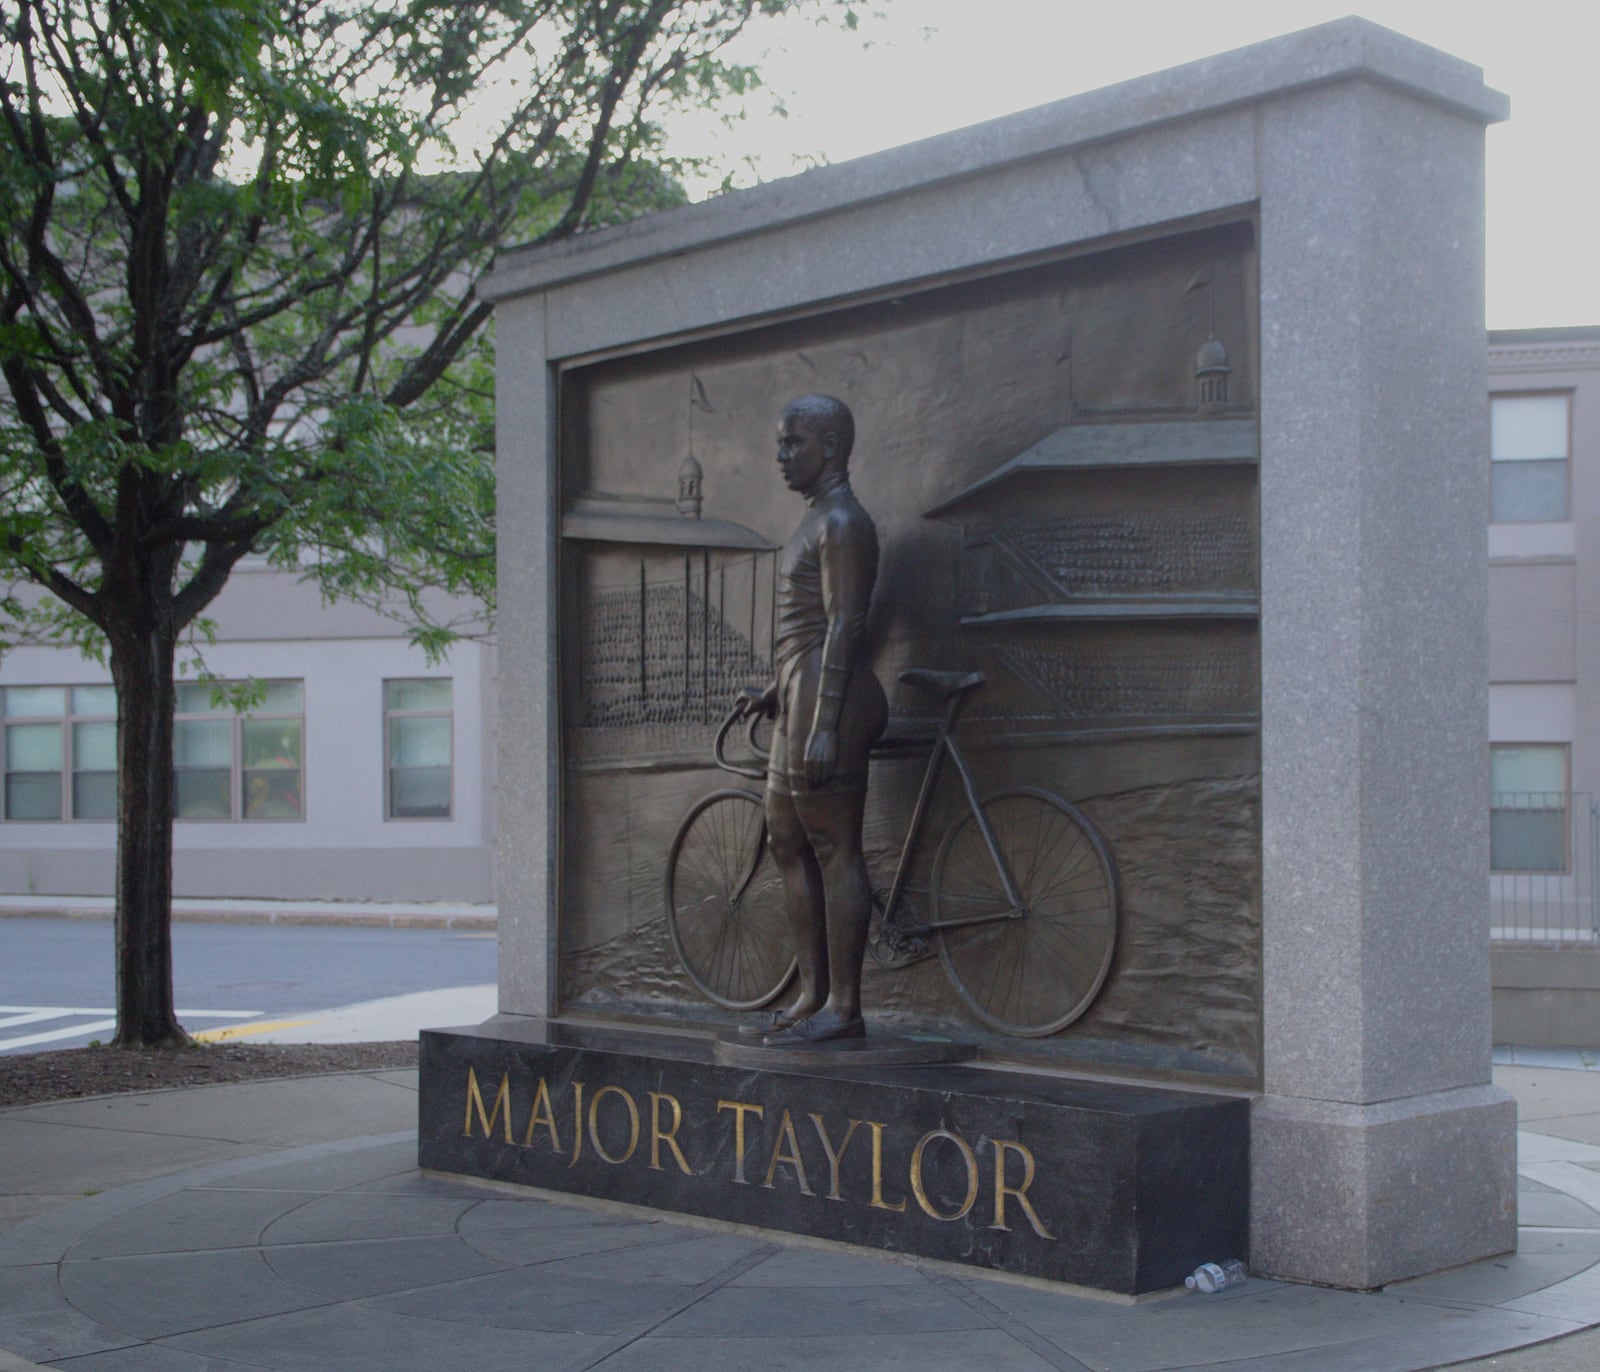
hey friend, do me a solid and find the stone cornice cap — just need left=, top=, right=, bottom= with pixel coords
left=481, top=16, right=1507, bottom=305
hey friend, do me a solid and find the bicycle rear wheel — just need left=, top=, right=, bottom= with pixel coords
left=665, top=789, right=795, bottom=1010
left=932, top=788, right=1117, bottom=1037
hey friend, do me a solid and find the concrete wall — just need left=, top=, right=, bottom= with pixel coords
left=1494, top=947, right=1600, bottom=1046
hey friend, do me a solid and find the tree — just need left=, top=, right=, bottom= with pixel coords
left=0, top=0, right=848, bottom=1047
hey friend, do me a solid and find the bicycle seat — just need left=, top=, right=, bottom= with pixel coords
left=898, top=668, right=987, bottom=701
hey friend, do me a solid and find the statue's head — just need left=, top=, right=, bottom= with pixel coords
left=777, top=394, right=855, bottom=493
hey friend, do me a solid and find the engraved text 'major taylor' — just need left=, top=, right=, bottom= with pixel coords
left=461, top=1067, right=1053, bottom=1239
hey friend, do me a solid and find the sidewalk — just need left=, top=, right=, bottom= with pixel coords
left=3, top=1058, right=1600, bottom=1372
left=0, top=895, right=497, bottom=930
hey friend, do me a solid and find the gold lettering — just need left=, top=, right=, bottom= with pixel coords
left=568, top=1081, right=586, bottom=1167
left=587, top=1085, right=641, bottom=1165
left=866, top=1121, right=906, bottom=1212
left=717, top=1099, right=765, bottom=1185
left=463, top=1067, right=513, bottom=1143
left=761, top=1109, right=814, bottom=1195
left=807, top=1114, right=861, bottom=1202
left=909, top=1129, right=979, bottom=1221
left=991, top=1139, right=1054, bottom=1239
left=649, top=1092, right=694, bottom=1175
left=522, top=1076, right=561, bottom=1152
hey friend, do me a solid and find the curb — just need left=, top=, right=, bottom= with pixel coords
left=0, top=904, right=496, bottom=931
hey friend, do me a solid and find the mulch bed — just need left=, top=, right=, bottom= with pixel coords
left=0, top=1041, right=419, bottom=1108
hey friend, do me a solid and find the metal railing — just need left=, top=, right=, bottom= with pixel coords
left=1490, top=790, right=1600, bottom=942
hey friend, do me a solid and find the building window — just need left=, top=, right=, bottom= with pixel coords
left=2, top=685, right=117, bottom=821
left=385, top=679, right=452, bottom=819
left=1491, top=744, right=1568, bottom=873
left=174, top=680, right=304, bottom=821
left=1491, top=393, right=1570, bottom=523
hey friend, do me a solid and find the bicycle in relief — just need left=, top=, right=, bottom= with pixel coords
left=665, top=669, right=1119, bottom=1038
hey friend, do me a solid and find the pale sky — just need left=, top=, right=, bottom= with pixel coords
left=665, top=1, right=1600, bottom=330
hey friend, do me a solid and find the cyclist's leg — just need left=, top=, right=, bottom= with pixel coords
left=788, top=786, right=871, bottom=1036
left=765, top=664, right=884, bottom=1041
left=761, top=683, right=828, bottom=1025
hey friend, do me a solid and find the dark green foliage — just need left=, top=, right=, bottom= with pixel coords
left=0, top=0, right=841, bottom=1045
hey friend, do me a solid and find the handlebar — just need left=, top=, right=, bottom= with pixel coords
left=714, top=697, right=771, bottom=781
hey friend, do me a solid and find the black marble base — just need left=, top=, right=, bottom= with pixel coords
left=713, top=1028, right=974, bottom=1068
left=418, top=1017, right=1249, bottom=1294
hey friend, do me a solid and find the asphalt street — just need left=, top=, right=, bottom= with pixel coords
left=0, top=916, right=497, bottom=1052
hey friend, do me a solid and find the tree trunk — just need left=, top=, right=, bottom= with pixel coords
left=108, top=620, right=188, bottom=1048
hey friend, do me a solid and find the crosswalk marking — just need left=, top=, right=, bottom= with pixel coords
left=3, top=1019, right=119, bottom=1051
left=0, top=1009, right=70, bottom=1031
left=0, top=1006, right=262, bottom=1053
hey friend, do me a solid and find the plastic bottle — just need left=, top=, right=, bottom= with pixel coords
left=1185, top=1258, right=1248, bottom=1293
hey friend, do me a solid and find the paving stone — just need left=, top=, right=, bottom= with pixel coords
left=728, top=1245, right=930, bottom=1288
left=1520, top=1119, right=1600, bottom=1149
left=593, top=1328, right=1066, bottom=1371
left=0, top=1269, right=142, bottom=1364
left=368, top=1070, right=421, bottom=1090
left=1517, top=1130, right=1600, bottom=1166
left=1516, top=1228, right=1600, bottom=1255
left=0, top=1118, right=261, bottom=1199
left=2, top=1075, right=415, bottom=1149
left=1506, top=1050, right=1596, bottom=1072
left=940, top=1273, right=1146, bottom=1329
left=1523, top=1160, right=1600, bottom=1213
left=0, top=1306, right=141, bottom=1365
left=654, top=1279, right=990, bottom=1339
left=1163, top=1306, right=1584, bottom=1372
left=456, top=1194, right=652, bottom=1234
left=47, top=1343, right=269, bottom=1370
left=1516, top=1191, right=1600, bottom=1230
left=165, top=1301, right=609, bottom=1372
left=534, top=1231, right=771, bottom=1286
left=57, top=1248, right=332, bottom=1340
left=1505, top=1258, right=1600, bottom=1323
left=1009, top=1283, right=1454, bottom=1369
left=263, top=1232, right=510, bottom=1300
left=67, top=1187, right=319, bottom=1258
left=366, top=1263, right=692, bottom=1334
left=0, top=1192, right=76, bottom=1231
left=1390, top=1250, right=1599, bottom=1304
left=257, top=1190, right=475, bottom=1244
left=458, top=1216, right=683, bottom=1267
left=347, top=1171, right=490, bottom=1199
left=205, top=1139, right=418, bottom=1193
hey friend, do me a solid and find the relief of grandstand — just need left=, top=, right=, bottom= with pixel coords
left=922, top=337, right=1261, bottom=736
left=562, top=489, right=776, bottom=750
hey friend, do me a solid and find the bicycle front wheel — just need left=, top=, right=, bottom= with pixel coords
left=932, top=788, right=1117, bottom=1037
left=665, top=789, right=795, bottom=1010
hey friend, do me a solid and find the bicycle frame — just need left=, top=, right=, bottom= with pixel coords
left=877, top=693, right=1029, bottom=938
left=711, top=684, right=1030, bottom=937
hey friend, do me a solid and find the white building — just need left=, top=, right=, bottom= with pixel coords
left=0, top=561, right=495, bottom=904
left=1488, top=325, right=1600, bottom=1041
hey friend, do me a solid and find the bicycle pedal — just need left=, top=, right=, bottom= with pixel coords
left=869, top=928, right=935, bottom=970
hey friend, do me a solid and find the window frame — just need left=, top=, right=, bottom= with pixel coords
left=1, top=685, right=118, bottom=823
left=1489, top=390, right=1573, bottom=525
left=1490, top=742, right=1570, bottom=875
left=172, top=680, right=306, bottom=824
left=383, top=677, right=454, bottom=821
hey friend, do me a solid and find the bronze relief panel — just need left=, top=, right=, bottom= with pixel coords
left=555, top=217, right=1262, bottom=1085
